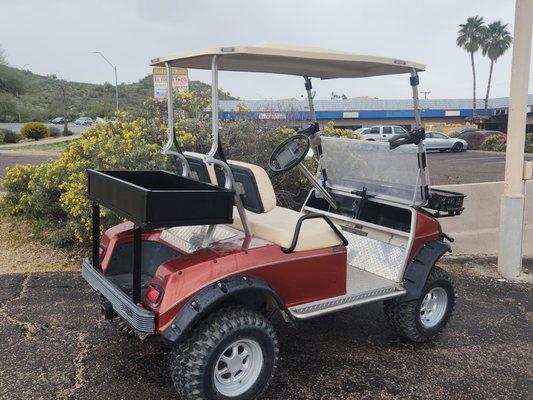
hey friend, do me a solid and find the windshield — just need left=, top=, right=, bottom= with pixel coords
left=320, top=137, right=424, bottom=205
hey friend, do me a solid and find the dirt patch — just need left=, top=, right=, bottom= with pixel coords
left=0, top=215, right=83, bottom=274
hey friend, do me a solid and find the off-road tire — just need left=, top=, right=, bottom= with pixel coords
left=384, top=266, right=457, bottom=342
left=452, top=142, right=463, bottom=152
left=170, top=306, right=278, bottom=400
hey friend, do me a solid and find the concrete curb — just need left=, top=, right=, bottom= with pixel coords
left=467, top=149, right=533, bottom=156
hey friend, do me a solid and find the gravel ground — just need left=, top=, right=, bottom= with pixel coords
left=0, top=261, right=531, bottom=400
left=0, top=216, right=82, bottom=275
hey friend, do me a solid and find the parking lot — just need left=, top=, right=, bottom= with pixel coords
left=0, top=262, right=531, bottom=400
left=1, top=148, right=532, bottom=188
left=427, top=150, right=533, bottom=185
left=0, top=122, right=88, bottom=135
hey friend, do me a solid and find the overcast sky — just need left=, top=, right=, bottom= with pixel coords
left=0, top=0, right=530, bottom=100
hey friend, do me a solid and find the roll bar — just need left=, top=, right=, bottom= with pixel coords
left=162, top=62, right=191, bottom=177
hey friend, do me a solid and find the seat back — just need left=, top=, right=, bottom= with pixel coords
left=215, top=160, right=276, bottom=214
left=174, top=152, right=217, bottom=185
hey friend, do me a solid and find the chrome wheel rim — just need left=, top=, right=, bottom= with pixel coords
left=213, top=339, right=263, bottom=397
left=419, top=287, right=448, bottom=328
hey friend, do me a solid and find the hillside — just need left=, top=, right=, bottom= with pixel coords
left=0, top=64, right=237, bottom=122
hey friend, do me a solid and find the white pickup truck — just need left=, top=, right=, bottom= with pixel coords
left=363, top=125, right=408, bottom=141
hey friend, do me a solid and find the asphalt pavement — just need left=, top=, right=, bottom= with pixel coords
left=0, top=262, right=530, bottom=400
left=0, top=151, right=58, bottom=183
left=427, top=150, right=533, bottom=185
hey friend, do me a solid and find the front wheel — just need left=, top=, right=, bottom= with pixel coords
left=384, top=266, right=457, bottom=342
left=171, top=306, right=278, bottom=400
left=452, top=142, right=463, bottom=152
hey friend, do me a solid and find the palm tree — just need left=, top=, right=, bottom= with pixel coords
left=457, top=16, right=486, bottom=116
left=482, top=21, right=513, bottom=110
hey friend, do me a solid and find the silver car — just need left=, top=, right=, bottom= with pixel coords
left=75, top=117, right=93, bottom=126
left=424, top=131, right=468, bottom=152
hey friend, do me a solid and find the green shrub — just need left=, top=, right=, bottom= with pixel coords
left=1, top=128, right=20, bottom=143
left=21, top=122, right=49, bottom=141
left=480, top=135, right=506, bottom=152
left=0, top=129, right=6, bottom=143
left=446, top=130, right=461, bottom=138
left=49, top=126, right=62, bottom=137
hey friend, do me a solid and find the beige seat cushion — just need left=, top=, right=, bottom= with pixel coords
left=231, top=206, right=343, bottom=251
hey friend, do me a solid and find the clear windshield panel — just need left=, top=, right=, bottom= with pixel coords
left=320, top=137, right=424, bottom=205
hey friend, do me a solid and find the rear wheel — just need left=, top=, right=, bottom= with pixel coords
left=171, top=306, right=278, bottom=400
left=384, top=266, right=456, bottom=342
left=452, top=142, right=463, bottom=152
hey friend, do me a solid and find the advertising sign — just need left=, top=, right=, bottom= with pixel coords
left=153, top=67, right=189, bottom=100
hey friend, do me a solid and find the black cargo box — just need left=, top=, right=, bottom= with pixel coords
left=87, top=170, right=234, bottom=228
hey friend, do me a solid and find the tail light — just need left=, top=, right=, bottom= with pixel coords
left=145, top=284, right=164, bottom=306
left=98, top=245, right=107, bottom=262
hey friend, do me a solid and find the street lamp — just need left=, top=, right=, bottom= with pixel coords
left=93, top=51, right=119, bottom=111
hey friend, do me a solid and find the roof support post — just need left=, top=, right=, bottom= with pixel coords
left=303, top=76, right=316, bottom=122
left=498, top=0, right=532, bottom=278
left=410, top=69, right=422, bottom=129
left=410, top=69, right=429, bottom=204
left=162, top=62, right=190, bottom=176
left=207, top=55, right=220, bottom=159
left=205, top=55, right=252, bottom=238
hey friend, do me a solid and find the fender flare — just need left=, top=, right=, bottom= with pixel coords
left=161, top=275, right=286, bottom=343
left=399, top=240, right=451, bottom=302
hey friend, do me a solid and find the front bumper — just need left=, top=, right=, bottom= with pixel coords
left=81, top=259, right=155, bottom=334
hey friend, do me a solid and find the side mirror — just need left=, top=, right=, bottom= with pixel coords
left=305, top=148, right=314, bottom=160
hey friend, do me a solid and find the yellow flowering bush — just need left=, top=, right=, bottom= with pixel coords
left=3, top=111, right=174, bottom=243
left=324, top=121, right=363, bottom=140
left=2, top=90, right=365, bottom=248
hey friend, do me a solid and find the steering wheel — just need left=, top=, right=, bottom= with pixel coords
left=269, top=134, right=310, bottom=172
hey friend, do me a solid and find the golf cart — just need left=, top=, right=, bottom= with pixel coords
left=82, top=43, right=465, bottom=400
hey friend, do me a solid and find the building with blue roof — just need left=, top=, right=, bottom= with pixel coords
left=219, top=95, right=533, bottom=133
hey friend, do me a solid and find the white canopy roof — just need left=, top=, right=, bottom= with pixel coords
left=150, top=42, right=425, bottom=79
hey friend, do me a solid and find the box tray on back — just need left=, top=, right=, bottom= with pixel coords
left=87, top=170, right=234, bottom=228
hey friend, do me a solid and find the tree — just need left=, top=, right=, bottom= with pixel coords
left=51, top=76, right=74, bottom=135
left=457, top=16, right=486, bottom=116
left=482, top=21, right=512, bottom=110
left=0, top=45, right=6, bottom=65
left=331, top=92, right=348, bottom=100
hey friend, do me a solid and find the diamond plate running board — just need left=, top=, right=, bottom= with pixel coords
left=288, top=286, right=405, bottom=320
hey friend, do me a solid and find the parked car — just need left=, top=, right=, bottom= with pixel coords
left=354, top=127, right=371, bottom=136
left=478, top=130, right=507, bottom=141
left=364, top=125, right=408, bottom=141
left=51, top=117, right=66, bottom=124
left=75, top=117, right=93, bottom=126
left=424, top=131, right=468, bottom=152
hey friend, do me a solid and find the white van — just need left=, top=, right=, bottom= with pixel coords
left=364, top=125, right=407, bottom=141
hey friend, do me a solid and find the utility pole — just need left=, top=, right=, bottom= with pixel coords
left=93, top=51, right=119, bottom=111
left=421, top=91, right=431, bottom=100
left=497, top=0, right=533, bottom=278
